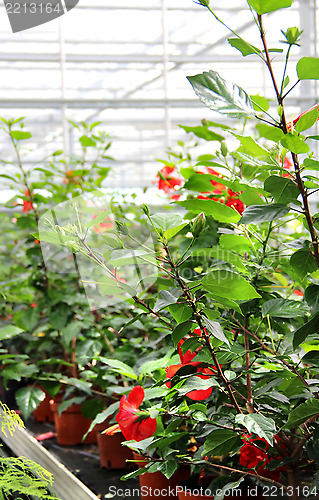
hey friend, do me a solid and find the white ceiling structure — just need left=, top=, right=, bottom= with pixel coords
left=0, top=0, right=317, bottom=189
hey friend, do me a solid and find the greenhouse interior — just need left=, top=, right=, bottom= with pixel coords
left=2, top=1, right=319, bottom=499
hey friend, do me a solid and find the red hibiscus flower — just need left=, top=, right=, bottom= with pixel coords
left=166, top=328, right=219, bottom=401
left=239, top=435, right=285, bottom=481
left=92, top=213, right=114, bottom=233
left=225, top=197, right=245, bottom=215
left=104, top=386, right=157, bottom=442
left=157, top=166, right=182, bottom=194
left=277, top=155, right=293, bottom=178
left=22, top=190, right=34, bottom=213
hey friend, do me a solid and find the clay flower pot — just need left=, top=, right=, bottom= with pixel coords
left=95, top=422, right=133, bottom=469
left=33, top=389, right=54, bottom=423
left=50, top=401, right=96, bottom=445
left=133, top=452, right=190, bottom=500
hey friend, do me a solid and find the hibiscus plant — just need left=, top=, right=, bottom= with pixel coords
left=5, top=0, right=319, bottom=499
left=40, top=1, right=319, bottom=498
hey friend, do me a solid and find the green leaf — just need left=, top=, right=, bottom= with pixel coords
left=21, top=308, right=40, bottom=331
left=235, top=414, right=276, bottom=445
left=247, top=0, right=292, bottom=14
left=169, top=303, right=193, bottom=323
left=236, top=136, right=269, bottom=159
left=293, top=314, right=319, bottom=349
left=202, top=270, right=261, bottom=300
left=215, top=479, right=244, bottom=500
left=187, top=70, right=254, bottom=119
left=203, top=429, right=242, bottom=456
left=178, top=377, right=219, bottom=397
left=303, top=158, right=319, bottom=171
left=262, top=298, right=308, bottom=318
left=281, top=133, right=310, bottom=154
left=228, top=38, right=261, bottom=57
left=285, top=399, right=319, bottom=428
left=0, top=325, right=23, bottom=341
left=264, top=176, right=299, bottom=204
left=295, top=107, right=319, bottom=133
left=158, top=460, right=178, bottom=479
left=297, top=57, right=319, bottom=80
left=250, top=95, right=270, bottom=112
left=301, top=351, right=319, bottom=367
left=183, top=174, right=229, bottom=193
left=61, top=322, right=82, bottom=348
left=202, top=316, right=229, bottom=346
left=99, top=357, right=137, bottom=380
left=219, top=234, right=252, bottom=255
left=15, top=386, right=46, bottom=419
left=154, top=290, right=180, bottom=312
left=86, top=210, right=112, bottom=229
left=290, top=250, right=317, bottom=278
left=175, top=199, right=241, bottom=224
left=79, top=136, right=96, bottom=147
left=151, top=213, right=184, bottom=232
left=172, top=322, right=193, bottom=346
left=179, top=125, right=224, bottom=142
left=257, top=124, right=284, bottom=143
left=10, top=131, right=32, bottom=140
left=240, top=204, right=290, bottom=224
left=305, top=284, right=319, bottom=313
left=164, top=223, right=188, bottom=240
left=192, top=247, right=247, bottom=272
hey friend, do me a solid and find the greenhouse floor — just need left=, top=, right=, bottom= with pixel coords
left=3, top=417, right=141, bottom=500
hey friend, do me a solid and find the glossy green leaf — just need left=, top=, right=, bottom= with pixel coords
left=236, top=136, right=269, bottom=159
left=0, top=325, right=23, bottom=341
left=297, top=57, right=319, bottom=80
left=15, top=386, right=46, bottom=420
left=175, top=199, right=241, bottom=224
left=172, top=322, right=193, bottom=346
left=305, top=285, right=319, bottom=313
left=293, top=314, right=319, bottom=349
left=228, top=38, right=261, bottom=57
left=285, top=399, right=319, bottom=428
left=202, top=316, right=229, bottom=346
left=187, top=70, right=254, bottom=118
left=10, top=131, right=32, bottom=140
left=240, top=204, right=290, bottom=224
left=303, top=158, right=319, bottom=171
left=183, top=174, right=230, bottom=193
left=202, top=270, right=261, bottom=300
left=257, top=123, right=284, bottom=143
left=264, top=176, right=299, bottom=203
left=248, top=0, right=292, bottom=14
left=262, top=298, right=308, bottom=318
left=281, top=133, right=310, bottom=154
left=178, top=377, right=219, bottom=397
left=250, top=95, right=270, bottom=112
left=154, top=290, right=180, bottom=312
left=219, top=234, right=253, bottom=254
left=151, top=213, right=184, bottom=232
left=179, top=125, right=224, bottom=142
left=290, top=250, right=317, bottom=278
left=203, top=429, right=242, bottom=456
left=235, top=413, right=276, bottom=445
left=99, top=357, right=137, bottom=379
left=295, top=107, right=319, bottom=133
left=169, top=303, right=193, bottom=323
left=192, top=247, right=247, bottom=272
left=301, top=351, right=319, bottom=367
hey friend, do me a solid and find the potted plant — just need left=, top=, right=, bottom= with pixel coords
left=41, top=1, right=319, bottom=497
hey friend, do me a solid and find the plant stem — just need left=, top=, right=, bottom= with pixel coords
left=244, top=316, right=254, bottom=413
left=164, top=241, right=243, bottom=414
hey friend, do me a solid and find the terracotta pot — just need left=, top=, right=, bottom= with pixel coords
left=133, top=452, right=190, bottom=500
left=50, top=401, right=96, bottom=445
left=33, top=390, right=54, bottom=423
left=95, top=422, right=133, bottom=469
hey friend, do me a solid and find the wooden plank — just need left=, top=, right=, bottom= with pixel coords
left=0, top=423, right=100, bottom=500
